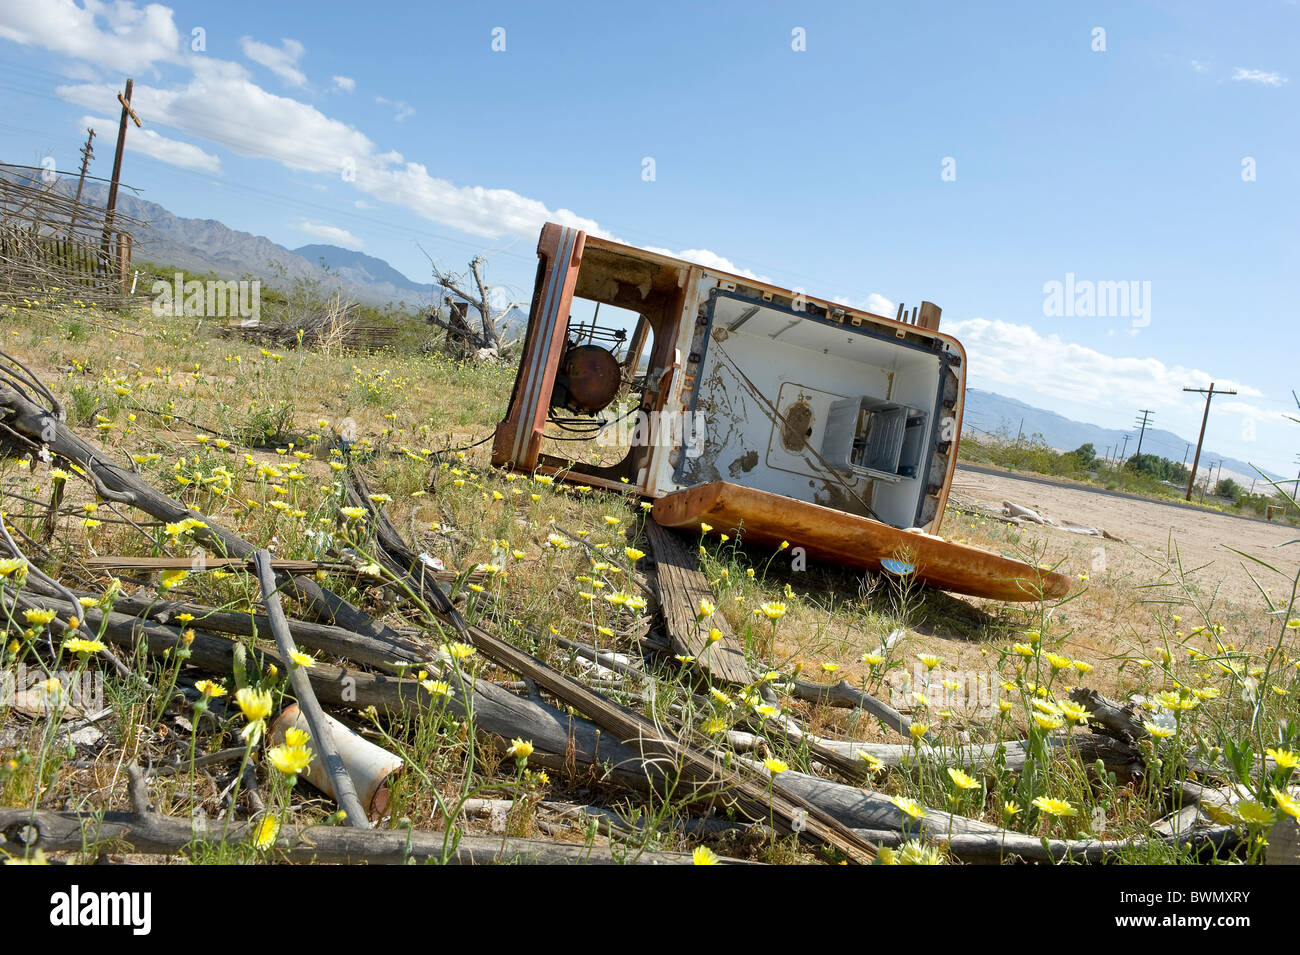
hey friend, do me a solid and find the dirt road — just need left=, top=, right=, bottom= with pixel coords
left=950, top=465, right=1300, bottom=609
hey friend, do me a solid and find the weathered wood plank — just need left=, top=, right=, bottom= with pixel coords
left=644, top=520, right=751, bottom=686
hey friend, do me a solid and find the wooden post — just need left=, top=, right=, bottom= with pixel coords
left=67, top=128, right=95, bottom=239
left=621, top=314, right=650, bottom=382
left=1183, top=383, right=1236, bottom=501
left=115, top=232, right=132, bottom=294
left=101, top=79, right=141, bottom=261
left=917, top=301, right=942, bottom=331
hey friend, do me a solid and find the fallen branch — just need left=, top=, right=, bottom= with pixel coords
left=1071, top=687, right=1147, bottom=743
left=253, top=549, right=369, bottom=829
left=781, top=676, right=921, bottom=741
left=28, top=579, right=425, bottom=673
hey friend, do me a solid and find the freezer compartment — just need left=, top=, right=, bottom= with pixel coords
left=822, top=396, right=928, bottom=482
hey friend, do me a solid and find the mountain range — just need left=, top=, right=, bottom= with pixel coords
left=61, top=180, right=440, bottom=309
left=963, top=389, right=1282, bottom=485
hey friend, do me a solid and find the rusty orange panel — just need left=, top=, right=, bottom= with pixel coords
left=653, top=481, right=1072, bottom=602
left=491, top=223, right=586, bottom=471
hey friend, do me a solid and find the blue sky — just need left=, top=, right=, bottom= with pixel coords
left=1, top=1, right=1297, bottom=474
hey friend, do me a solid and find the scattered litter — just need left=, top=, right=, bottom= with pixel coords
left=1001, top=500, right=1124, bottom=542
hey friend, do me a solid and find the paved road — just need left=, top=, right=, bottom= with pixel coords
left=955, top=463, right=1287, bottom=529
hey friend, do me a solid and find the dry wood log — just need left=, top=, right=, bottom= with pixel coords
left=537, top=800, right=759, bottom=842
left=27, top=579, right=425, bottom=673
left=1068, top=688, right=1281, bottom=780
left=1070, top=687, right=1147, bottom=742
left=0, top=806, right=743, bottom=864
left=850, top=825, right=1239, bottom=864
left=1268, top=818, right=1300, bottom=865
left=552, top=634, right=645, bottom=681
left=781, top=676, right=922, bottom=740
left=756, top=765, right=1240, bottom=864
left=459, top=620, right=877, bottom=861
left=0, top=388, right=671, bottom=795
left=1151, top=804, right=1204, bottom=838
left=800, top=731, right=1139, bottom=776
left=762, top=764, right=1003, bottom=839
left=84, top=556, right=356, bottom=573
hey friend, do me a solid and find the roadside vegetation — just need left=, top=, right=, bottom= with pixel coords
left=959, top=432, right=1298, bottom=524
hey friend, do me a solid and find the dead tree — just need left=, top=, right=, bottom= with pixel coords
left=429, top=254, right=500, bottom=357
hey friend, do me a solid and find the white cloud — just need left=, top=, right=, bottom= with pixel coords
left=294, top=219, right=362, bottom=249
left=675, top=248, right=764, bottom=280
left=331, top=75, right=355, bottom=93
left=82, top=113, right=219, bottom=172
left=1217, top=400, right=1285, bottom=424
left=60, top=61, right=102, bottom=82
left=947, top=317, right=1266, bottom=409
left=862, top=293, right=895, bottom=316
left=1231, top=67, right=1288, bottom=86
left=0, top=0, right=180, bottom=73
left=374, top=95, right=414, bottom=122
left=240, top=36, right=306, bottom=87
left=48, top=24, right=607, bottom=240
left=830, top=292, right=896, bottom=316
left=1189, top=59, right=1208, bottom=73
left=57, top=60, right=372, bottom=174
left=642, top=246, right=767, bottom=281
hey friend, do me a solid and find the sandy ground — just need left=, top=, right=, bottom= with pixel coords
left=950, top=466, right=1300, bottom=609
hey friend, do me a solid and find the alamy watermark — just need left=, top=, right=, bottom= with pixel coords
left=595, top=400, right=706, bottom=458
left=151, top=273, right=260, bottom=323
left=1043, top=272, right=1150, bottom=328
left=888, top=664, right=1000, bottom=717
left=2, top=664, right=104, bottom=714
left=49, top=885, right=151, bottom=935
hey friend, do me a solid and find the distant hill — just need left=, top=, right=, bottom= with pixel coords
left=963, top=388, right=1281, bottom=484
left=55, top=180, right=437, bottom=309
left=292, top=244, right=434, bottom=298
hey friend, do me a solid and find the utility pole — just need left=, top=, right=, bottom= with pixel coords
left=1120, top=433, right=1130, bottom=461
left=1183, top=382, right=1236, bottom=501
left=1133, top=409, right=1154, bottom=463
left=67, top=127, right=95, bottom=238
left=101, top=78, right=142, bottom=260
